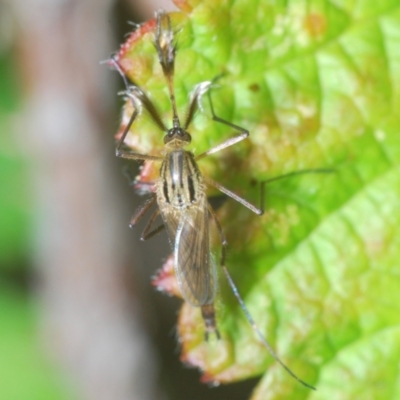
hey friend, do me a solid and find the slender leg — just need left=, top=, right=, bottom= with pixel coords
left=115, top=104, right=163, bottom=162
left=195, top=79, right=333, bottom=213
left=109, top=56, right=131, bottom=91
left=208, top=203, right=316, bottom=390
left=110, top=55, right=168, bottom=132
left=129, top=196, right=165, bottom=240
left=196, top=82, right=249, bottom=160
left=140, top=209, right=165, bottom=241
left=110, top=57, right=165, bottom=162
left=205, top=168, right=335, bottom=216
left=257, top=168, right=335, bottom=186
left=129, top=196, right=157, bottom=228
left=205, top=177, right=263, bottom=215
left=221, top=264, right=316, bottom=390
left=195, top=132, right=249, bottom=160
left=207, top=205, right=228, bottom=265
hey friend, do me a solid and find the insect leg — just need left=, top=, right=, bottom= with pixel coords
left=140, top=208, right=165, bottom=241
left=205, top=176, right=263, bottom=215
left=207, top=204, right=316, bottom=390
left=116, top=98, right=165, bottom=162
left=196, top=86, right=249, bottom=160
left=207, top=205, right=228, bottom=264
left=195, top=133, right=249, bottom=161
left=110, top=55, right=168, bottom=133
left=257, top=168, right=335, bottom=186
left=129, top=195, right=157, bottom=228
left=128, top=196, right=164, bottom=243
left=108, top=56, right=130, bottom=91
left=205, top=168, right=334, bottom=216
left=129, top=195, right=165, bottom=239
left=109, top=56, right=166, bottom=162
left=115, top=104, right=163, bottom=162
left=221, top=265, right=316, bottom=390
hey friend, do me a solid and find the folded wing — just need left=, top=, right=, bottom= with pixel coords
left=160, top=196, right=215, bottom=307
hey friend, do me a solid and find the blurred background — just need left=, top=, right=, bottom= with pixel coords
left=0, top=0, right=260, bottom=399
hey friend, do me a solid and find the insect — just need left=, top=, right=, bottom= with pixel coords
left=110, top=10, right=319, bottom=390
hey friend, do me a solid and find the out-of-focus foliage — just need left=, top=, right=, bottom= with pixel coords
left=0, top=286, right=72, bottom=400
left=0, top=41, right=71, bottom=399
left=116, top=0, right=400, bottom=398
left=0, top=49, right=30, bottom=268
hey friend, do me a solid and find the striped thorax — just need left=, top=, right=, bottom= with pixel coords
left=158, top=149, right=203, bottom=209
left=156, top=125, right=204, bottom=210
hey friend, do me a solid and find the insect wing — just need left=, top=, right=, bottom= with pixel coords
left=173, top=199, right=216, bottom=307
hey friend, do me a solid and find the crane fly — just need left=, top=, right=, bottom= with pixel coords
left=110, top=10, right=318, bottom=390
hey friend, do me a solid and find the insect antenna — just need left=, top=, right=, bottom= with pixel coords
left=154, top=10, right=180, bottom=127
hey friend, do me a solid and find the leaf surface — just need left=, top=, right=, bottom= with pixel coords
left=115, top=0, right=400, bottom=397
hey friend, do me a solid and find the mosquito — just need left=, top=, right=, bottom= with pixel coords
left=110, top=10, right=321, bottom=390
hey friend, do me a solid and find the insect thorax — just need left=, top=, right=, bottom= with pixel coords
left=157, top=150, right=204, bottom=208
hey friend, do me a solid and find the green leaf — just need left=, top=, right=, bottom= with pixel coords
left=115, top=0, right=400, bottom=397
